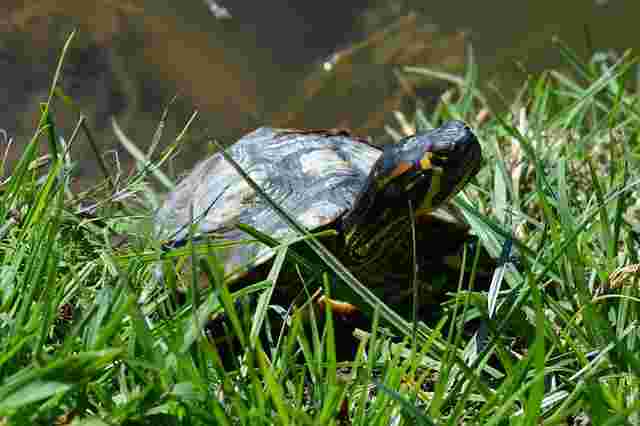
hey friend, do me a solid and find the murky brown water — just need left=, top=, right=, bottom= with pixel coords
left=0, top=0, right=638, bottom=184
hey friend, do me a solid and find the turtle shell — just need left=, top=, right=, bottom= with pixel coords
left=155, top=127, right=382, bottom=279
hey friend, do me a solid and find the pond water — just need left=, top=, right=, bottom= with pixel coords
left=0, top=0, right=637, bottom=183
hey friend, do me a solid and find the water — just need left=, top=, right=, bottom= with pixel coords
left=0, top=0, right=637, bottom=182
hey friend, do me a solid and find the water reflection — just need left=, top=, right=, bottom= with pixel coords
left=0, top=0, right=638, bottom=183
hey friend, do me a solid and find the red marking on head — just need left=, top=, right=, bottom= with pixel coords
left=390, top=161, right=413, bottom=178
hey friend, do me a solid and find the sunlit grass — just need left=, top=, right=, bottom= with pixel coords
left=1, top=34, right=640, bottom=425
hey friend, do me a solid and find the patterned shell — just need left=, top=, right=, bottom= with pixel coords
left=155, top=127, right=382, bottom=278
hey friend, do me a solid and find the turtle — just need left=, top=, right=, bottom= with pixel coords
left=155, top=120, right=482, bottom=326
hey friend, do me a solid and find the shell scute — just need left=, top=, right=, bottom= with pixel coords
left=155, top=127, right=382, bottom=277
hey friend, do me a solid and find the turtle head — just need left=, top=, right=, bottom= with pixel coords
left=373, top=120, right=481, bottom=214
left=340, top=120, right=482, bottom=263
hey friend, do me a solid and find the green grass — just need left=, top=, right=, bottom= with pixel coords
left=1, top=33, right=640, bottom=425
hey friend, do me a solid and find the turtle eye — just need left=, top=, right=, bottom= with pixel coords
left=429, top=153, right=448, bottom=168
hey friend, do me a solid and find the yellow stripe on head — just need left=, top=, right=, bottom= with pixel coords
left=419, top=152, right=433, bottom=170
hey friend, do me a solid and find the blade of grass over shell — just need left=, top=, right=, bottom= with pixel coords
left=237, top=223, right=330, bottom=275
left=187, top=204, right=205, bottom=354
left=136, top=226, right=336, bottom=274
